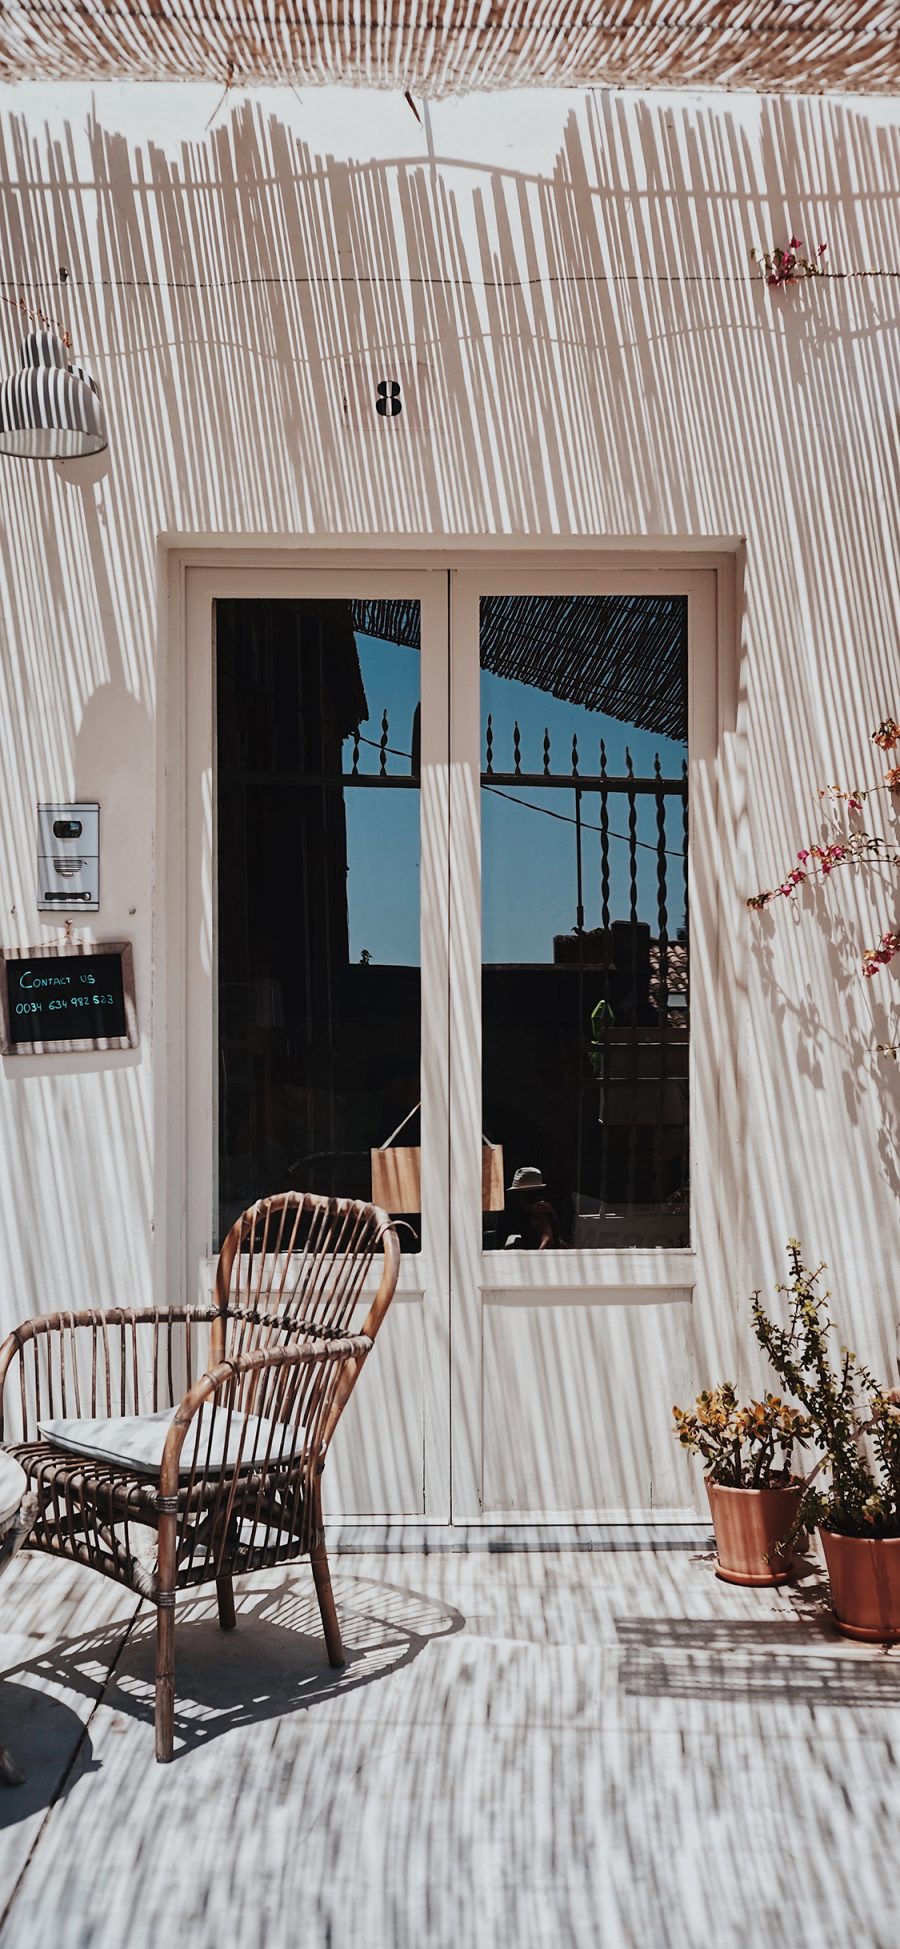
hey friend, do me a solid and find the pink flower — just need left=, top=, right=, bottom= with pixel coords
left=862, top=930, right=900, bottom=978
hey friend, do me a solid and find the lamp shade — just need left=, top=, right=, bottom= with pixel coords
left=0, top=330, right=106, bottom=458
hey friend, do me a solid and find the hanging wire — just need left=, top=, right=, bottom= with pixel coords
left=483, top=783, right=685, bottom=858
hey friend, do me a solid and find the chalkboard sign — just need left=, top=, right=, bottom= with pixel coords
left=0, top=942, right=138, bottom=1055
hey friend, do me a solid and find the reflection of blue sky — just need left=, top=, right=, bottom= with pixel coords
left=482, top=670, right=687, bottom=963
left=342, top=633, right=420, bottom=773
left=346, top=789, right=421, bottom=965
left=342, top=630, right=687, bottom=967
left=344, top=633, right=420, bottom=966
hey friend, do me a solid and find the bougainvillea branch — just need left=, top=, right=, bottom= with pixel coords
left=873, top=717, right=900, bottom=752
left=0, top=290, right=71, bottom=348
left=750, top=236, right=827, bottom=288
left=748, top=715, right=900, bottom=1005
left=747, top=833, right=900, bottom=916
left=863, top=931, right=900, bottom=979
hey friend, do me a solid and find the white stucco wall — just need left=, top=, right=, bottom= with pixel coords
left=0, top=81, right=897, bottom=1439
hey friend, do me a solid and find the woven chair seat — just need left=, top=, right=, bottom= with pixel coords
left=36, top=1402, right=310, bottom=1475
left=8, top=1438, right=315, bottom=1598
left=11, top=1438, right=168, bottom=1517
left=9, top=1437, right=305, bottom=1515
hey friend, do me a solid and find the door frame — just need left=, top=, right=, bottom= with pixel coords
left=160, top=540, right=741, bottom=1524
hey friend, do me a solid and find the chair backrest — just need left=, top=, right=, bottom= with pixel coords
left=211, top=1192, right=399, bottom=1366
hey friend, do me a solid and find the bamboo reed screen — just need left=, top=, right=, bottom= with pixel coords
left=0, top=4, right=896, bottom=95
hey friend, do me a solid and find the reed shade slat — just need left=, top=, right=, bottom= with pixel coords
left=0, top=1191, right=401, bottom=1762
left=352, top=596, right=688, bottom=742
left=0, top=3, right=897, bottom=94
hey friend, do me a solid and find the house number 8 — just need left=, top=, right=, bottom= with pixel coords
left=375, top=379, right=402, bottom=418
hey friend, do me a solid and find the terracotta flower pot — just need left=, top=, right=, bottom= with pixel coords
left=819, top=1529, right=900, bottom=1643
left=706, top=1479, right=801, bottom=1586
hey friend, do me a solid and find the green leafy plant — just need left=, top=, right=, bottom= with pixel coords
left=752, top=1240, right=900, bottom=1539
left=587, top=996, right=616, bottom=1076
left=672, top=1381, right=810, bottom=1488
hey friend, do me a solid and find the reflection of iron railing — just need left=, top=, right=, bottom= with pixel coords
left=330, top=703, right=690, bottom=1232
left=481, top=721, right=690, bottom=1234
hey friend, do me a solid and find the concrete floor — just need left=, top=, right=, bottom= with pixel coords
left=0, top=1534, right=898, bottom=1949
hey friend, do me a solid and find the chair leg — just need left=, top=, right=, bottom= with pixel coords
left=310, top=1539, right=346, bottom=1668
left=216, top=1573, right=236, bottom=1631
left=154, top=1602, right=176, bottom=1763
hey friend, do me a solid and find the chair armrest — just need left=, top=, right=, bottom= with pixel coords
left=0, top=1306, right=221, bottom=1442
left=159, top=1334, right=373, bottom=1497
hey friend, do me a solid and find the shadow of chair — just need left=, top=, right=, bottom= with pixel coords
left=0, top=1563, right=463, bottom=1792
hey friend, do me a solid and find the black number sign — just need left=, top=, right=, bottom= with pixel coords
left=0, top=943, right=138, bottom=1053
left=375, top=379, right=402, bottom=418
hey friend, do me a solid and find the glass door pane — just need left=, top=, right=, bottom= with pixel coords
left=480, top=594, right=690, bottom=1251
left=216, top=597, right=422, bottom=1246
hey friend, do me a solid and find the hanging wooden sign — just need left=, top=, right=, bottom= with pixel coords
left=0, top=941, right=138, bottom=1055
left=371, top=1103, right=504, bottom=1214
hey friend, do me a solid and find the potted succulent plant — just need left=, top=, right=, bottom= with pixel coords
left=753, top=1242, right=900, bottom=1642
left=672, top=1382, right=811, bottom=1585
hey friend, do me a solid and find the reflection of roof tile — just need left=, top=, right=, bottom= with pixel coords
left=353, top=595, right=687, bottom=741
left=652, top=941, right=689, bottom=1000
left=553, top=931, right=688, bottom=1015
left=5, top=7, right=896, bottom=94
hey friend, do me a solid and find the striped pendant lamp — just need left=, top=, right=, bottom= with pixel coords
left=0, top=330, right=106, bottom=458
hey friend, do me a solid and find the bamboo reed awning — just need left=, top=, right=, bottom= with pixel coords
left=353, top=597, right=687, bottom=741
left=0, top=3, right=897, bottom=94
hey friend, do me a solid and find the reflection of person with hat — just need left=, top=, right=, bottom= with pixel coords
left=503, top=1166, right=562, bottom=1250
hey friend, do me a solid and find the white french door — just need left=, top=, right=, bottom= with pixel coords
left=181, top=565, right=451, bottom=1520
left=175, top=555, right=723, bottom=1524
left=448, top=567, right=716, bottom=1522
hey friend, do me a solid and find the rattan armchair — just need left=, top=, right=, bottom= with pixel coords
left=0, top=1192, right=400, bottom=1761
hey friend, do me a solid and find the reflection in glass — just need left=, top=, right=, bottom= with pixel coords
left=216, top=599, right=421, bottom=1246
left=481, top=595, right=689, bottom=1251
